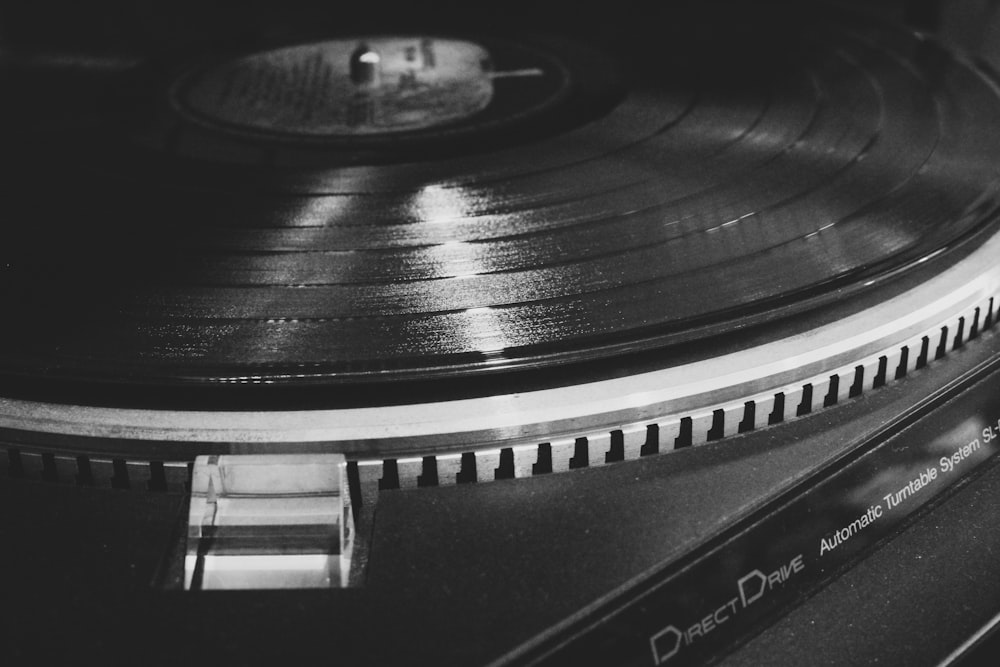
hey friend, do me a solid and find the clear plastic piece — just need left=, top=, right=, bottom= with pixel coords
left=184, top=453, right=353, bottom=590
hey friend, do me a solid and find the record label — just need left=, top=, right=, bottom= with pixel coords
left=177, top=37, right=497, bottom=136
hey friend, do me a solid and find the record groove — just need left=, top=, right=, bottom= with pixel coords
left=2, top=8, right=1000, bottom=399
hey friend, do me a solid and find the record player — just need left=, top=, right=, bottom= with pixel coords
left=3, top=1, right=1000, bottom=664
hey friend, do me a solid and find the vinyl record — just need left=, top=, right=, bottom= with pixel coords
left=2, top=3, right=1000, bottom=407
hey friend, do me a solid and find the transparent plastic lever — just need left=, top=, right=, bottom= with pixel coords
left=184, top=454, right=353, bottom=590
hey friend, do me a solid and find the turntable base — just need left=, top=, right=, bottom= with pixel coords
left=5, top=330, right=1000, bottom=666
left=5, top=2, right=1000, bottom=665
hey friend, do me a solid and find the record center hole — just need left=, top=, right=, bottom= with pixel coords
left=349, top=43, right=382, bottom=86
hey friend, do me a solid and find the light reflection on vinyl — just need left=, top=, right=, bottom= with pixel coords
left=1, top=5, right=1000, bottom=405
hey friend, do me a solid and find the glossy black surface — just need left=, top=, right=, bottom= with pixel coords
left=2, top=3, right=1000, bottom=400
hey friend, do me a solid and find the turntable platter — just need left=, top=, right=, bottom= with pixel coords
left=3, top=6, right=999, bottom=398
